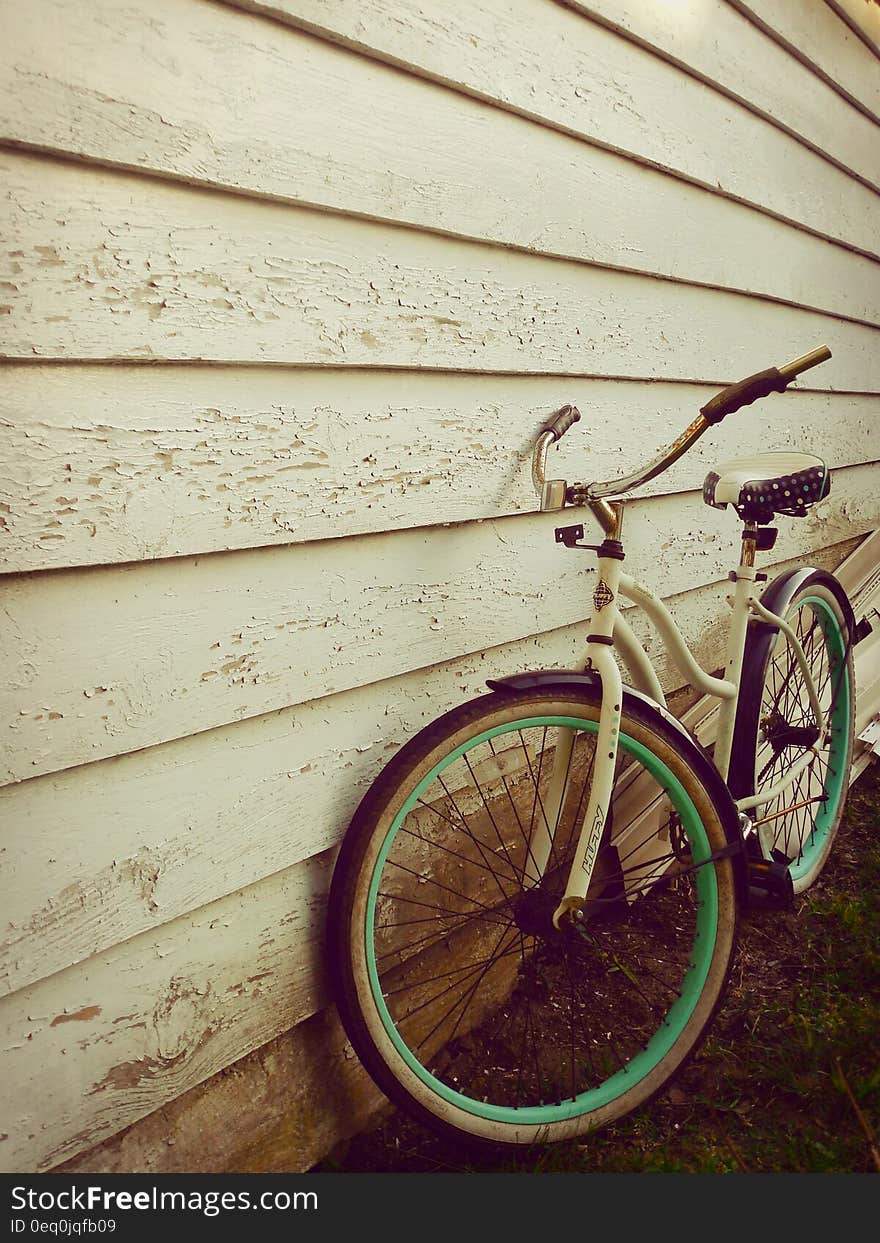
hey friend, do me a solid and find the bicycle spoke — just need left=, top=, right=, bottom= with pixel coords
left=404, top=813, right=521, bottom=893
left=383, top=941, right=521, bottom=1000
left=436, top=769, right=524, bottom=899
left=375, top=907, right=514, bottom=965
left=374, top=895, right=514, bottom=963
left=748, top=594, right=850, bottom=892
left=565, top=942, right=578, bottom=1102
left=486, top=734, right=548, bottom=882
left=521, top=726, right=554, bottom=878
left=403, top=927, right=520, bottom=1038
left=521, top=942, right=547, bottom=1104
left=462, top=751, right=526, bottom=888
left=384, top=856, right=505, bottom=918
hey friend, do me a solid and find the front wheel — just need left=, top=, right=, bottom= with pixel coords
left=730, top=571, right=855, bottom=894
left=328, top=684, right=739, bottom=1150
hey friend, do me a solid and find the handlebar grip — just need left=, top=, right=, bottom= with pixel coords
left=700, top=368, right=788, bottom=425
left=700, top=345, right=831, bottom=426
left=541, top=404, right=581, bottom=440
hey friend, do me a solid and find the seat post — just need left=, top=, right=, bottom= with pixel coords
left=740, top=520, right=758, bottom=569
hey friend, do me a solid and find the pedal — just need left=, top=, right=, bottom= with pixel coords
left=746, top=857, right=794, bottom=909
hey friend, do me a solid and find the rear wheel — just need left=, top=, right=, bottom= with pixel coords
left=328, top=684, right=739, bottom=1149
left=731, top=576, right=854, bottom=893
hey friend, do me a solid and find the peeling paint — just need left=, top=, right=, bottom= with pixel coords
left=51, top=1006, right=102, bottom=1027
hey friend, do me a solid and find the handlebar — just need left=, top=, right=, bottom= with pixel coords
left=778, top=345, right=832, bottom=380
left=533, top=345, right=832, bottom=511
left=532, top=404, right=581, bottom=500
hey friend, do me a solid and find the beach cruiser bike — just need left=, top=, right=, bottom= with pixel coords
left=327, top=345, right=855, bottom=1151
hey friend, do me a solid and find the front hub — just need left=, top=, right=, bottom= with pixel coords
left=513, top=888, right=564, bottom=939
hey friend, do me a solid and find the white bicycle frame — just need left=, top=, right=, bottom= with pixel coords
left=542, top=502, right=827, bottom=928
left=529, top=345, right=835, bottom=927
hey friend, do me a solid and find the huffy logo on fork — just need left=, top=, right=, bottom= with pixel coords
left=581, top=803, right=606, bottom=874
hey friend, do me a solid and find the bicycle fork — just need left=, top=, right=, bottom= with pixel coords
left=528, top=532, right=626, bottom=928
left=556, top=547, right=623, bottom=926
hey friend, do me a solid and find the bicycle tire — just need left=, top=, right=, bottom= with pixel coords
left=328, top=683, right=739, bottom=1149
left=729, top=571, right=855, bottom=893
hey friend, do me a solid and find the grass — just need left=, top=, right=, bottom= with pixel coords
left=318, top=762, right=880, bottom=1173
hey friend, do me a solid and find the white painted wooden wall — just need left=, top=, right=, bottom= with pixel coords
left=1, top=0, right=878, bottom=1172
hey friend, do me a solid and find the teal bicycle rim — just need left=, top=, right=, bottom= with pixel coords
left=363, top=715, right=720, bottom=1126
left=786, top=597, right=851, bottom=884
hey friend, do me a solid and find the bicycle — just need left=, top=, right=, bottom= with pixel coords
left=327, top=345, right=856, bottom=1152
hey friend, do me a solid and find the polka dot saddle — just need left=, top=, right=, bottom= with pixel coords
left=702, top=452, right=830, bottom=521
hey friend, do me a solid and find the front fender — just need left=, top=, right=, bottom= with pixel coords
left=487, top=670, right=703, bottom=757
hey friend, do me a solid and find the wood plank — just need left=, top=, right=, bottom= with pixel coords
left=0, top=529, right=862, bottom=996
left=726, top=0, right=880, bottom=122
left=839, top=530, right=880, bottom=755
left=0, top=853, right=333, bottom=1173
left=826, top=0, right=880, bottom=59
left=562, top=0, right=880, bottom=188
left=2, top=558, right=806, bottom=999
left=3, top=152, right=879, bottom=379
left=1, top=0, right=876, bottom=327
left=3, top=364, right=877, bottom=572
left=2, top=467, right=877, bottom=786
left=835, top=528, right=880, bottom=615
left=854, top=625, right=880, bottom=735
left=221, top=0, right=880, bottom=257
left=54, top=1003, right=387, bottom=1175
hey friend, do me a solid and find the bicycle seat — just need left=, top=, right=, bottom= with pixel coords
left=702, top=452, right=830, bottom=520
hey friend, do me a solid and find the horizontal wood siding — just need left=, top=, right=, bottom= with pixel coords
left=1, top=1, right=877, bottom=324
left=564, top=0, right=879, bottom=186
left=826, top=0, right=880, bottom=59
left=220, top=0, right=880, bottom=256
left=726, top=0, right=880, bottom=121
left=1, top=0, right=877, bottom=1171
left=4, top=469, right=878, bottom=786
left=0, top=852, right=333, bottom=1172
left=0, top=534, right=864, bottom=1173
left=2, top=368, right=877, bottom=571
left=4, top=154, right=879, bottom=373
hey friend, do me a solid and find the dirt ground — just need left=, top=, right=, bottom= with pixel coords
left=317, top=761, right=880, bottom=1173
